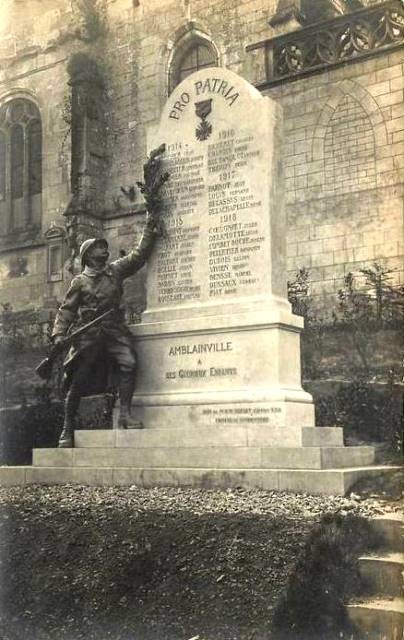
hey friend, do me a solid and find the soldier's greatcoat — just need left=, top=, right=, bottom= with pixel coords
left=52, top=222, right=157, bottom=392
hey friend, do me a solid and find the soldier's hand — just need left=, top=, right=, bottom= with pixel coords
left=52, top=335, right=65, bottom=346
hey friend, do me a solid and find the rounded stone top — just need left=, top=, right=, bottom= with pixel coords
left=156, top=66, right=279, bottom=148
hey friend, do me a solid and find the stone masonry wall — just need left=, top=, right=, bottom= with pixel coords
left=265, top=51, right=404, bottom=311
left=0, top=0, right=75, bottom=308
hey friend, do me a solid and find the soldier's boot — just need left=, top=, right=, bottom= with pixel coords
left=58, top=419, right=75, bottom=448
left=58, top=387, right=81, bottom=448
left=118, top=369, right=143, bottom=429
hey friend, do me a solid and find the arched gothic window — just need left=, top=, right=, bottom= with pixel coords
left=169, top=39, right=218, bottom=93
left=0, top=98, right=42, bottom=234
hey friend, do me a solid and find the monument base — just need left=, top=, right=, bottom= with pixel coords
left=130, top=303, right=315, bottom=439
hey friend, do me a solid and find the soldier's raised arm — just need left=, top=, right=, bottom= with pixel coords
left=110, top=215, right=159, bottom=280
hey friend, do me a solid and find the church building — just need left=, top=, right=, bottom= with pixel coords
left=0, top=0, right=403, bottom=318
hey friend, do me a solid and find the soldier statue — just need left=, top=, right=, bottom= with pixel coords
left=50, top=145, right=168, bottom=448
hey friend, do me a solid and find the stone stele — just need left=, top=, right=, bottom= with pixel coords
left=131, top=67, right=315, bottom=434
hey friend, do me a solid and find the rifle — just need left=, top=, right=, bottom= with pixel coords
left=36, top=308, right=115, bottom=380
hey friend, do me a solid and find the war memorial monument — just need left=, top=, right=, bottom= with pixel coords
left=14, top=68, right=394, bottom=494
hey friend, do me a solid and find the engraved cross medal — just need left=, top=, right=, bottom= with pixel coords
left=195, top=98, right=213, bottom=141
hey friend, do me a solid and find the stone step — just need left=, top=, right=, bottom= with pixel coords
left=74, top=426, right=344, bottom=449
left=371, top=515, right=404, bottom=552
left=359, top=553, right=404, bottom=598
left=0, top=466, right=27, bottom=487
left=32, top=445, right=375, bottom=470
left=302, top=427, right=344, bottom=447
left=262, top=445, right=374, bottom=469
left=0, top=464, right=398, bottom=495
left=347, top=597, right=404, bottom=639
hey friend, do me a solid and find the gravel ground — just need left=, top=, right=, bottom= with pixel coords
left=0, top=481, right=401, bottom=518
left=0, top=482, right=402, bottom=640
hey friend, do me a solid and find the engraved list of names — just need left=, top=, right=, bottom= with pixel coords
left=147, top=71, right=272, bottom=312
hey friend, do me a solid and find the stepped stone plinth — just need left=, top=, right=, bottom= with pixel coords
left=9, top=426, right=393, bottom=496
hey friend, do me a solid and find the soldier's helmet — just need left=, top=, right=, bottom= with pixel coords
left=79, top=238, right=109, bottom=267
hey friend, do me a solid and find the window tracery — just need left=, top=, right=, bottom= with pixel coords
left=0, top=98, right=42, bottom=234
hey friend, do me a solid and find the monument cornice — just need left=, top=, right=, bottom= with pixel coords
left=131, top=305, right=304, bottom=338
left=131, top=321, right=303, bottom=338
left=129, top=388, right=314, bottom=407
